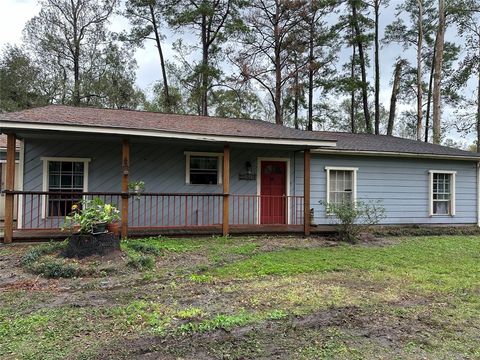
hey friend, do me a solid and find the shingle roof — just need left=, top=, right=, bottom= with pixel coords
left=0, top=105, right=336, bottom=142
left=315, top=131, right=480, bottom=158
left=1, top=105, right=479, bottom=159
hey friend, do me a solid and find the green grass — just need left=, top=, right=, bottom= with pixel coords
left=0, top=235, right=479, bottom=359
left=211, top=236, right=480, bottom=293
left=122, top=236, right=202, bottom=254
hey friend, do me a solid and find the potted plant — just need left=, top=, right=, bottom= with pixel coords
left=128, top=180, right=145, bottom=200
left=62, top=198, right=120, bottom=235
left=102, top=203, right=121, bottom=235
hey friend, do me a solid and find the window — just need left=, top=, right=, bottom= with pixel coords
left=185, top=152, right=222, bottom=185
left=429, top=170, right=456, bottom=216
left=326, top=167, right=358, bottom=205
left=42, top=157, right=90, bottom=217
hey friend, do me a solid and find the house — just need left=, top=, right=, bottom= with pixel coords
left=1, top=105, right=479, bottom=242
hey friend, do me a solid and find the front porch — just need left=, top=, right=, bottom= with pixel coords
left=1, top=133, right=314, bottom=242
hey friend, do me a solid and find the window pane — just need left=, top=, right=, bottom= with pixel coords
left=61, top=162, right=73, bottom=172
left=433, top=201, right=448, bottom=215
left=189, top=156, right=218, bottom=185
left=329, top=170, right=354, bottom=206
left=432, top=173, right=452, bottom=215
left=73, top=175, right=84, bottom=188
left=48, top=160, right=85, bottom=216
left=73, top=162, right=84, bottom=173
left=49, top=161, right=60, bottom=172
left=49, top=174, right=60, bottom=187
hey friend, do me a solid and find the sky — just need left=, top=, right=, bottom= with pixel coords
left=0, top=0, right=475, bottom=145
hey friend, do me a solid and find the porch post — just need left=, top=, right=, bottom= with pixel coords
left=222, top=144, right=230, bottom=236
left=4, top=133, right=16, bottom=243
left=304, top=149, right=311, bottom=236
left=121, top=139, right=130, bottom=239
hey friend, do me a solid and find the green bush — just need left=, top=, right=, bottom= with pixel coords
left=322, top=200, right=386, bottom=243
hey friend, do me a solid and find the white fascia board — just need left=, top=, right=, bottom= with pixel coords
left=0, top=122, right=337, bottom=148
left=312, top=149, right=480, bottom=161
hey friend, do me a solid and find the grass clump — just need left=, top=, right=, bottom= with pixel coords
left=20, top=241, right=82, bottom=278
left=20, top=241, right=67, bottom=268
left=126, top=241, right=162, bottom=256
left=127, top=254, right=155, bottom=270
left=29, top=256, right=83, bottom=278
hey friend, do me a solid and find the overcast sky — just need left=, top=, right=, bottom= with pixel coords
left=0, top=0, right=474, bottom=145
left=0, top=0, right=407, bottom=94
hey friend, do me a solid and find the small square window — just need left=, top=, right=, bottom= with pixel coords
left=186, top=153, right=222, bottom=185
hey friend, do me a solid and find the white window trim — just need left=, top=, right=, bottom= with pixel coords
left=256, top=157, right=291, bottom=225
left=184, top=151, right=223, bottom=185
left=429, top=170, right=456, bottom=216
left=325, top=166, right=358, bottom=205
left=41, top=157, right=91, bottom=218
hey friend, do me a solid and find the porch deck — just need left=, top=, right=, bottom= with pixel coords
left=1, top=225, right=337, bottom=242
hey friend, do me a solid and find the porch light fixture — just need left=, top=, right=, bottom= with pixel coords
left=245, top=161, right=253, bottom=175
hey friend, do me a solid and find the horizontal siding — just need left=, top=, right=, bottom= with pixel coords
left=22, top=138, right=298, bottom=227
left=22, top=138, right=479, bottom=227
left=298, top=154, right=478, bottom=225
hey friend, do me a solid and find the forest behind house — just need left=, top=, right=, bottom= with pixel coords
left=0, top=0, right=479, bottom=150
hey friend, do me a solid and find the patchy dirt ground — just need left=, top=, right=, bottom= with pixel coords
left=0, top=235, right=479, bottom=360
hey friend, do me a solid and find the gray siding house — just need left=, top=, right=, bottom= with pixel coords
left=1, top=105, right=479, bottom=242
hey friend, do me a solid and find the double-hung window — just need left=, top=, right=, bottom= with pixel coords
left=42, top=157, right=90, bottom=217
left=325, top=167, right=358, bottom=205
left=185, top=152, right=223, bottom=185
left=429, top=170, right=456, bottom=216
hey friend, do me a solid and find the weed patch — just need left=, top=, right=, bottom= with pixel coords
left=20, top=241, right=67, bottom=268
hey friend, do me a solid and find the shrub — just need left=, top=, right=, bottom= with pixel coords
left=321, top=200, right=386, bottom=243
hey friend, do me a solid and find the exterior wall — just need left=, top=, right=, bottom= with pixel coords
left=297, top=153, right=478, bottom=225
left=21, top=137, right=479, bottom=228
left=21, top=138, right=300, bottom=227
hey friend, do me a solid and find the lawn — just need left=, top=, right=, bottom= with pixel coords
left=0, top=235, right=479, bottom=359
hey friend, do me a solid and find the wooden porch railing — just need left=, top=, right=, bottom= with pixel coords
left=2, top=191, right=304, bottom=235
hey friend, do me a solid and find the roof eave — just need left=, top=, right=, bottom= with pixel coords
left=0, top=121, right=337, bottom=148
left=312, top=148, right=480, bottom=161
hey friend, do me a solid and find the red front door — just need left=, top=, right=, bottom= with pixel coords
left=260, top=161, right=286, bottom=224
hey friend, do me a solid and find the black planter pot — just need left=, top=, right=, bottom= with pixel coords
left=92, top=222, right=108, bottom=235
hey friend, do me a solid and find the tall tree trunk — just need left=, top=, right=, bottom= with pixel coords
left=350, top=33, right=356, bottom=134
left=477, top=69, right=480, bottom=152
left=416, top=0, right=423, bottom=141
left=149, top=4, right=170, bottom=112
left=294, top=69, right=299, bottom=129
left=201, top=14, right=209, bottom=116
left=432, top=0, right=446, bottom=144
left=73, top=50, right=80, bottom=106
left=352, top=2, right=372, bottom=133
left=307, top=6, right=314, bottom=131
left=387, top=59, right=404, bottom=136
left=374, top=0, right=380, bottom=135
left=274, top=0, right=282, bottom=125
left=424, top=43, right=436, bottom=142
